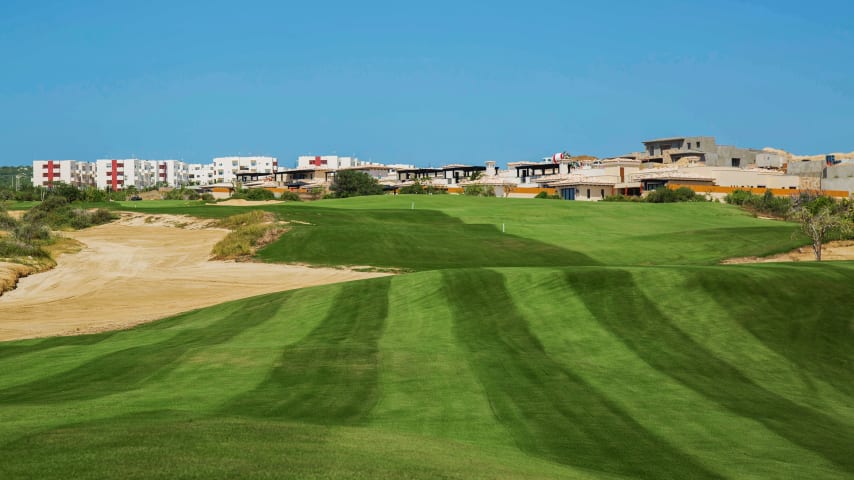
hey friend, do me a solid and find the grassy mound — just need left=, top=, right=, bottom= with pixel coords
left=0, top=196, right=850, bottom=478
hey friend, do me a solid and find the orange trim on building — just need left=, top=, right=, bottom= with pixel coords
left=668, top=183, right=850, bottom=199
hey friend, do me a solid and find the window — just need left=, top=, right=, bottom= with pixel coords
left=731, top=158, right=741, bottom=168
left=586, top=189, right=590, bottom=199
left=687, top=142, right=691, bottom=149
left=697, top=142, right=701, bottom=148
left=601, top=189, right=605, bottom=198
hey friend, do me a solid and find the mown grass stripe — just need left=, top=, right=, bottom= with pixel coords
left=693, top=264, right=854, bottom=399
left=369, top=272, right=515, bottom=446
left=565, top=269, right=854, bottom=474
left=223, top=277, right=391, bottom=424
left=0, top=292, right=290, bottom=404
left=443, top=268, right=722, bottom=479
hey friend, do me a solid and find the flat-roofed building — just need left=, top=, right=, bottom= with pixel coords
left=188, top=163, right=215, bottom=185
left=153, top=160, right=189, bottom=187
left=213, top=156, right=277, bottom=184
left=641, top=136, right=760, bottom=167
left=94, top=158, right=154, bottom=191
left=32, top=160, right=94, bottom=188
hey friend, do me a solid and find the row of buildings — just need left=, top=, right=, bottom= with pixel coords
left=31, top=137, right=854, bottom=199
left=32, top=156, right=280, bottom=190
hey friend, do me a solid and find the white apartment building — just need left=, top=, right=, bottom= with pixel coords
left=94, top=158, right=156, bottom=191
left=188, top=163, right=215, bottom=185
left=152, top=160, right=189, bottom=187
left=213, top=156, right=277, bottom=183
left=296, top=155, right=377, bottom=169
left=32, top=160, right=95, bottom=188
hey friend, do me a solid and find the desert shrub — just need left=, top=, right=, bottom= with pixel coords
left=279, top=191, right=301, bottom=202
left=23, top=197, right=115, bottom=230
left=201, top=193, right=216, bottom=203
left=13, top=222, right=51, bottom=243
left=0, top=239, right=49, bottom=258
left=726, top=189, right=794, bottom=217
left=164, top=188, right=199, bottom=200
left=51, top=182, right=83, bottom=202
left=0, top=209, right=17, bottom=230
left=89, top=209, right=116, bottom=225
left=243, top=188, right=276, bottom=201
left=216, top=210, right=269, bottom=230
left=212, top=211, right=284, bottom=259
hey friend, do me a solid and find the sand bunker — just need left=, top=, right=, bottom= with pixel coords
left=0, top=213, right=388, bottom=341
left=723, top=240, right=854, bottom=264
left=216, top=199, right=285, bottom=206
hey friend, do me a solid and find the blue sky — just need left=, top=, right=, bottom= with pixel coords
left=0, top=0, right=852, bottom=167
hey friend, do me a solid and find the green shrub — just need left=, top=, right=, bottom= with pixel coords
left=534, top=191, right=549, bottom=199
left=201, top=193, right=216, bottom=203
left=645, top=187, right=699, bottom=203
left=399, top=182, right=425, bottom=195
left=331, top=170, right=383, bottom=198
left=603, top=194, right=642, bottom=202
left=279, top=191, right=301, bottom=202
left=464, top=185, right=495, bottom=197
left=725, top=189, right=794, bottom=217
left=243, top=188, right=276, bottom=201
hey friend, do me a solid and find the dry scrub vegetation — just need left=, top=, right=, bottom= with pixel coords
left=211, top=210, right=289, bottom=260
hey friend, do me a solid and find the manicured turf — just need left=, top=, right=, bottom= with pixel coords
left=1, top=196, right=851, bottom=479
left=127, top=195, right=806, bottom=268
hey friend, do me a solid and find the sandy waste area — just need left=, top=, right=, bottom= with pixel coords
left=0, top=213, right=388, bottom=341
left=722, top=240, right=854, bottom=264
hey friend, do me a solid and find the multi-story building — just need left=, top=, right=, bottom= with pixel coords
left=152, top=160, right=189, bottom=187
left=188, top=163, right=215, bottom=185
left=94, top=158, right=155, bottom=191
left=641, top=136, right=760, bottom=168
left=213, top=156, right=277, bottom=184
left=32, top=160, right=95, bottom=188
left=296, top=155, right=379, bottom=170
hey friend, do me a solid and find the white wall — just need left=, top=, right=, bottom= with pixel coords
left=213, top=156, right=277, bottom=183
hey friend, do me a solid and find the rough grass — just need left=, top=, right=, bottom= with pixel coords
left=1, top=196, right=851, bottom=479
left=211, top=211, right=286, bottom=260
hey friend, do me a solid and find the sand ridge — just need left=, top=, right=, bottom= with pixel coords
left=0, top=213, right=389, bottom=341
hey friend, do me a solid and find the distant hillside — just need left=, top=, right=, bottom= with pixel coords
left=763, top=147, right=854, bottom=162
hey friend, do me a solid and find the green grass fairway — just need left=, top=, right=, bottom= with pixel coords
left=126, top=196, right=805, bottom=268
left=1, top=196, right=851, bottom=479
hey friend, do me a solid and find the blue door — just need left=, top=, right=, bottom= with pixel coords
left=561, top=187, right=575, bottom=200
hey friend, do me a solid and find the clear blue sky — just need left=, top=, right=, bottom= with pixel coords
left=1, top=0, right=852, bottom=167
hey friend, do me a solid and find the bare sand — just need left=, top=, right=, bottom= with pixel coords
left=722, top=240, right=854, bottom=264
left=0, top=213, right=389, bottom=341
